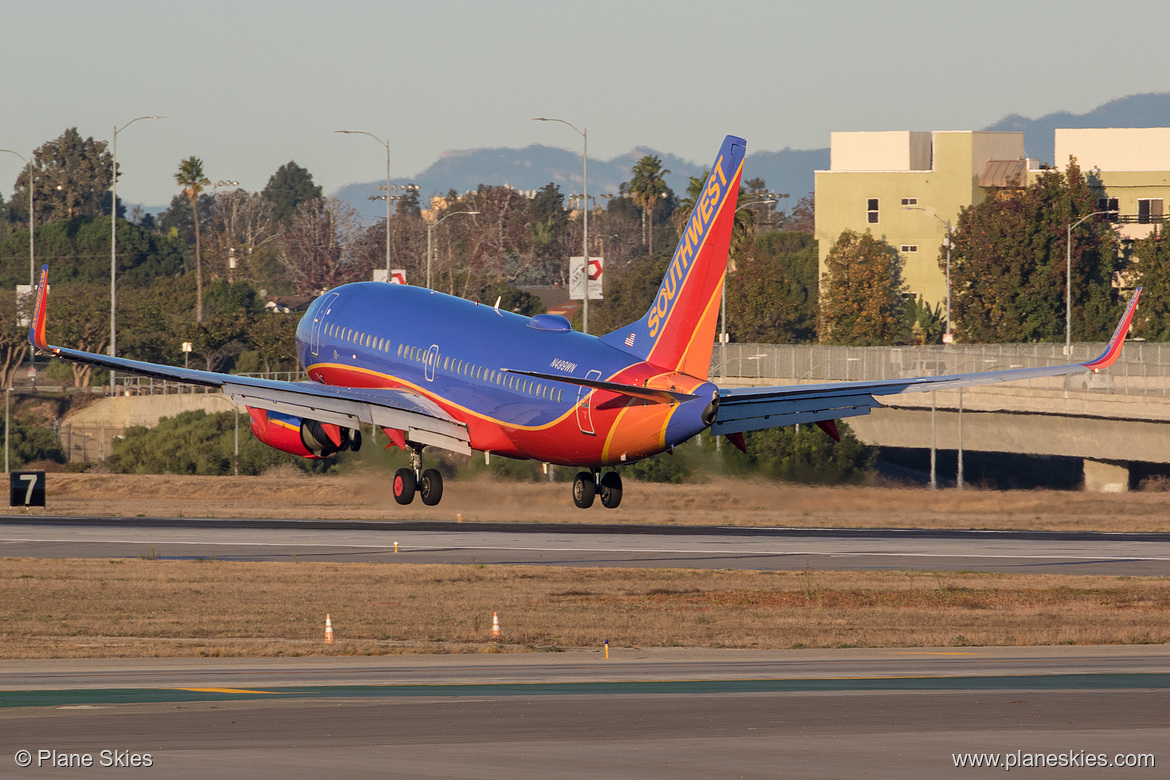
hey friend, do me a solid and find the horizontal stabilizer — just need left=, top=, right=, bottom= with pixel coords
left=712, top=392, right=881, bottom=436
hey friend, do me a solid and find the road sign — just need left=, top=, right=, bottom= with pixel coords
left=569, top=257, right=603, bottom=300
left=10, top=471, right=45, bottom=507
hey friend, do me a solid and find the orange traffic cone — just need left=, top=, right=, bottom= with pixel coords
left=491, top=611, right=501, bottom=639
left=325, top=613, right=335, bottom=644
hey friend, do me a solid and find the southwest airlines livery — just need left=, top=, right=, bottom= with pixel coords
left=30, top=136, right=1141, bottom=509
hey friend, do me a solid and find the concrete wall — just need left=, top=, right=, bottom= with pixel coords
left=849, top=406, right=1170, bottom=464
left=65, top=393, right=235, bottom=428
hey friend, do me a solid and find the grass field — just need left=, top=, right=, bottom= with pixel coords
left=2, top=558, right=1167, bottom=659
left=6, top=473, right=1169, bottom=659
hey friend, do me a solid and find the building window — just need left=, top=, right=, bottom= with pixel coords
left=1097, top=197, right=1119, bottom=216
left=866, top=198, right=879, bottom=224
left=900, top=245, right=918, bottom=253
left=900, top=197, right=917, bottom=206
left=1139, top=199, right=1163, bottom=224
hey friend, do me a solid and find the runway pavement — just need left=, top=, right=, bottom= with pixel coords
left=0, top=647, right=1165, bottom=778
left=3, top=516, right=1170, bottom=575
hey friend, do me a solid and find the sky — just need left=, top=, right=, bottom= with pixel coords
left=4, top=0, right=1168, bottom=208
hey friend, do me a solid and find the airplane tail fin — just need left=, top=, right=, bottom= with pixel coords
left=30, top=265, right=49, bottom=350
left=600, top=135, right=746, bottom=378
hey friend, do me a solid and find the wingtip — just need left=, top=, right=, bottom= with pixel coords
left=1083, top=288, right=1141, bottom=371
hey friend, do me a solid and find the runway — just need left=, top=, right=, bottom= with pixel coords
left=3, top=516, right=1170, bottom=575
left=0, top=648, right=1165, bottom=778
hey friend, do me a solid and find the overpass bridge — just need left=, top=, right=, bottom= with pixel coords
left=715, top=340, right=1170, bottom=491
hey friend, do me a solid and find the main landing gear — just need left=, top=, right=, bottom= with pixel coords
left=393, top=444, right=444, bottom=506
left=572, top=470, right=622, bottom=510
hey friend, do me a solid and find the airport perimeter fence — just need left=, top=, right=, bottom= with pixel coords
left=710, top=341, right=1170, bottom=396
left=109, top=372, right=305, bottom=396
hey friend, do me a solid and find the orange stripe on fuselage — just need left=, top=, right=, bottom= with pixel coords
left=307, top=360, right=698, bottom=467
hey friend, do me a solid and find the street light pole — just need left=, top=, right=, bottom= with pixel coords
left=110, top=115, right=162, bottom=395
left=427, top=210, right=479, bottom=290
left=1066, top=210, right=1116, bottom=355
left=534, top=117, right=589, bottom=334
left=336, top=130, right=392, bottom=275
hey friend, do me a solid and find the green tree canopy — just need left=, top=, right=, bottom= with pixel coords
left=727, top=230, right=818, bottom=343
left=0, top=216, right=184, bottom=289
left=627, top=154, right=671, bottom=253
left=10, top=128, right=113, bottom=223
left=175, top=156, right=211, bottom=323
left=262, top=161, right=322, bottom=225
left=948, top=161, right=1119, bottom=343
left=1130, top=232, right=1170, bottom=340
left=818, top=230, right=909, bottom=345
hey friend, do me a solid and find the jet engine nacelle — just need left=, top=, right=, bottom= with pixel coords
left=247, top=407, right=362, bottom=459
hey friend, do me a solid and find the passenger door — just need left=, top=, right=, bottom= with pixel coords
left=310, top=292, right=340, bottom=358
left=575, top=369, right=601, bottom=435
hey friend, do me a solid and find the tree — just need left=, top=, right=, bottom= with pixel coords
left=627, top=154, right=671, bottom=253
left=1131, top=232, right=1170, bottom=340
left=175, top=157, right=211, bottom=324
left=108, top=410, right=301, bottom=475
left=262, top=161, right=322, bottom=225
left=740, top=422, right=876, bottom=484
left=277, top=198, right=367, bottom=294
left=948, top=160, right=1119, bottom=343
left=727, top=231, right=818, bottom=343
left=0, top=289, right=30, bottom=388
left=45, top=283, right=110, bottom=386
left=206, top=189, right=279, bottom=285
left=587, top=254, right=669, bottom=335
left=10, top=128, right=113, bottom=223
left=243, top=311, right=300, bottom=373
left=787, top=194, right=815, bottom=235
left=818, top=230, right=910, bottom=345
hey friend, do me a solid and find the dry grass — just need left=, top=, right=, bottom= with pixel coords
left=21, top=471, right=1170, bottom=533
left=2, top=558, right=1167, bottom=659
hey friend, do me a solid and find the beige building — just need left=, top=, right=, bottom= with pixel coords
left=814, top=130, right=1040, bottom=315
left=1055, top=128, right=1170, bottom=244
left=815, top=127, right=1170, bottom=326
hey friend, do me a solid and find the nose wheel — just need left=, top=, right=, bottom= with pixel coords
left=573, top=470, right=622, bottom=509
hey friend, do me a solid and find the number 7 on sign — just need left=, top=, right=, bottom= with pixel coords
left=19, top=473, right=37, bottom=505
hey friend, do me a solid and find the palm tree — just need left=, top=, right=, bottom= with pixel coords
left=175, top=156, right=210, bottom=323
left=628, top=155, right=670, bottom=254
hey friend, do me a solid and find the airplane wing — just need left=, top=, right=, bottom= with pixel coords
left=712, top=288, right=1142, bottom=437
left=28, top=266, right=471, bottom=455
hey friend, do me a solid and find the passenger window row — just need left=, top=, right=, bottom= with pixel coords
left=325, top=321, right=563, bottom=403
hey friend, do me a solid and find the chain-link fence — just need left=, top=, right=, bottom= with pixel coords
left=711, top=342, right=1170, bottom=396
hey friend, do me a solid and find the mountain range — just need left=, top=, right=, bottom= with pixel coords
left=333, top=93, right=1170, bottom=222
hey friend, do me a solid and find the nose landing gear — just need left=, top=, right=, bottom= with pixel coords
left=573, top=470, right=622, bottom=509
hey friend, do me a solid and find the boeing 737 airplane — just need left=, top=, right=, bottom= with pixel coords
left=30, top=135, right=1141, bottom=509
